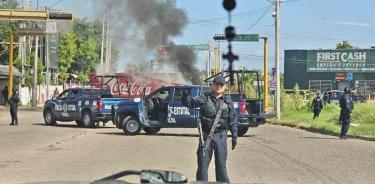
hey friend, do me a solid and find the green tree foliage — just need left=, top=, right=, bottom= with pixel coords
left=57, top=18, right=119, bottom=84
left=336, top=41, right=355, bottom=49
left=58, top=32, right=77, bottom=83
left=0, top=0, right=18, bottom=64
left=14, top=46, right=45, bottom=87
left=0, top=0, right=18, bottom=8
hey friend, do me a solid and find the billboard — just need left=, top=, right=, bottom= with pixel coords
left=306, top=49, right=375, bottom=72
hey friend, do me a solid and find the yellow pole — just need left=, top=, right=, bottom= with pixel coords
left=214, top=47, right=218, bottom=74
left=8, top=32, right=14, bottom=99
left=263, top=37, right=269, bottom=112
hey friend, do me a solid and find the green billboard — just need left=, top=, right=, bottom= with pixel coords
left=306, top=49, right=375, bottom=72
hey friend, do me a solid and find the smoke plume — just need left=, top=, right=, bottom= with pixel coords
left=93, top=0, right=200, bottom=84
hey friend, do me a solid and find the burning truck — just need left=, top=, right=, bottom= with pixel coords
left=89, top=72, right=181, bottom=99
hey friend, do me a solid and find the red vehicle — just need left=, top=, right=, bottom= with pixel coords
left=89, top=73, right=178, bottom=99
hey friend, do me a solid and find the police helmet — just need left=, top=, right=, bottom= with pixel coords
left=344, top=87, right=350, bottom=94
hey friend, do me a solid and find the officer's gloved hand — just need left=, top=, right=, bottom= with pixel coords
left=232, top=137, right=237, bottom=150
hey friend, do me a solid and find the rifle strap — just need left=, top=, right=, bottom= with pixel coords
left=204, top=99, right=224, bottom=150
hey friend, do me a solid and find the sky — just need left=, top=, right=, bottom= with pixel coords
left=27, top=0, right=375, bottom=73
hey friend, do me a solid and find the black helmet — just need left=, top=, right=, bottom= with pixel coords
left=344, top=87, right=350, bottom=94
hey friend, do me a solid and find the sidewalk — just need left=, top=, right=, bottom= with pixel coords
left=0, top=105, right=43, bottom=112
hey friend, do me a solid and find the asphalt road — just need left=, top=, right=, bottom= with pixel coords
left=0, top=111, right=374, bottom=184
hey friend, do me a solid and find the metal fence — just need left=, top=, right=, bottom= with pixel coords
left=357, top=80, right=375, bottom=96
left=309, top=80, right=333, bottom=92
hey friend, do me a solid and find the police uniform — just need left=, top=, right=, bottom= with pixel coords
left=182, top=76, right=238, bottom=183
left=8, top=90, right=20, bottom=126
left=312, top=95, right=323, bottom=119
left=339, top=88, right=353, bottom=139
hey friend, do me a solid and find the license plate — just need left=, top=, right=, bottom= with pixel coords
left=233, top=102, right=238, bottom=108
left=105, top=105, right=118, bottom=109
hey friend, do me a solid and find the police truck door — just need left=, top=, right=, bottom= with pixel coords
left=55, top=90, right=70, bottom=119
left=65, top=89, right=80, bottom=119
left=168, top=88, right=196, bottom=128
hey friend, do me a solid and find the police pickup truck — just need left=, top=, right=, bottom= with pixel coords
left=113, top=82, right=271, bottom=136
left=43, top=87, right=129, bottom=128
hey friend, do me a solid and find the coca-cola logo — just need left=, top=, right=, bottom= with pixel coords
left=111, top=80, right=153, bottom=97
left=90, top=74, right=169, bottom=98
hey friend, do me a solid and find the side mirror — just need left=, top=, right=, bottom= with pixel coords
left=140, top=170, right=188, bottom=183
left=93, top=169, right=188, bottom=183
left=134, top=98, right=141, bottom=103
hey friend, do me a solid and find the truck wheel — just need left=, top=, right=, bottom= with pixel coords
left=76, top=120, right=83, bottom=127
left=238, top=127, right=249, bottom=136
left=143, top=127, right=161, bottom=134
left=44, top=109, right=56, bottom=126
left=122, top=116, right=141, bottom=135
left=81, top=111, right=94, bottom=128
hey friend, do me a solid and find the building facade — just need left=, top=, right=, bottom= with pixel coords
left=284, top=49, right=375, bottom=95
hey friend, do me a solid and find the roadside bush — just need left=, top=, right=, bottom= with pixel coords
left=281, top=84, right=304, bottom=112
left=352, top=103, right=375, bottom=124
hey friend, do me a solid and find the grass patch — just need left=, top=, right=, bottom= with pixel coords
left=270, top=102, right=375, bottom=141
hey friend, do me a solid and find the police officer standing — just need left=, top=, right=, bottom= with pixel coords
left=339, top=87, right=354, bottom=139
left=1, top=85, right=8, bottom=105
left=8, top=89, right=20, bottom=126
left=312, top=93, right=323, bottom=119
left=182, top=76, right=238, bottom=183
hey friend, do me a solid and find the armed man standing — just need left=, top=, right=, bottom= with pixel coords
left=339, top=87, right=354, bottom=139
left=8, top=89, right=20, bottom=126
left=182, top=76, right=238, bottom=183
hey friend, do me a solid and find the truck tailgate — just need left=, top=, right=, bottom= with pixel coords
left=100, top=98, right=131, bottom=113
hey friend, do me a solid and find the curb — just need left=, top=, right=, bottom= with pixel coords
left=0, top=106, right=43, bottom=112
left=268, top=120, right=375, bottom=141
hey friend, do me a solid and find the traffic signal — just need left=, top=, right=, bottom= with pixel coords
left=48, top=11, right=73, bottom=21
left=213, top=34, right=226, bottom=41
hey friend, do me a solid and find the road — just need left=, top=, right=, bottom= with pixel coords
left=0, top=111, right=374, bottom=184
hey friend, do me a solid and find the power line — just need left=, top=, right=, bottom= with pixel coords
left=246, top=6, right=273, bottom=31
left=280, top=33, right=375, bottom=43
left=189, top=6, right=272, bottom=24
left=48, top=0, right=65, bottom=8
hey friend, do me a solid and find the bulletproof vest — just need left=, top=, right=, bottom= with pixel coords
left=200, top=95, right=229, bottom=133
left=313, top=98, right=322, bottom=109
left=9, top=95, right=19, bottom=110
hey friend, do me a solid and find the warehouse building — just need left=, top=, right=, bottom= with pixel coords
left=284, top=49, right=375, bottom=95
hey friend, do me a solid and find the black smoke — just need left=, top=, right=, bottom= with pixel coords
left=93, top=0, right=200, bottom=84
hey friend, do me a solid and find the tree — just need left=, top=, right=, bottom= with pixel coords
left=336, top=41, right=355, bottom=49
left=0, top=0, right=18, bottom=8
left=57, top=18, right=119, bottom=84
left=0, top=0, right=18, bottom=64
left=58, top=32, right=77, bottom=83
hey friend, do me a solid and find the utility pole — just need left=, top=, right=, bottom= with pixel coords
left=32, top=36, right=39, bottom=106
left=108, top=19, right=112, bottom=73
left=45, top=36, right=50, bottom=99
left=33, top=0, right=39, bottom=107
left=37, top=0, right=40, bottom=10
left=275, top=0, right=281, bottom=119
left=21, top=0, right=30, bottom=86
left=22, top=0, right=30, bottom=9
left=8, top=32, right=14, bottom=98
left=100, top=15, right=105, bottom=65
left=105, top=14, right=110, bottom=73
